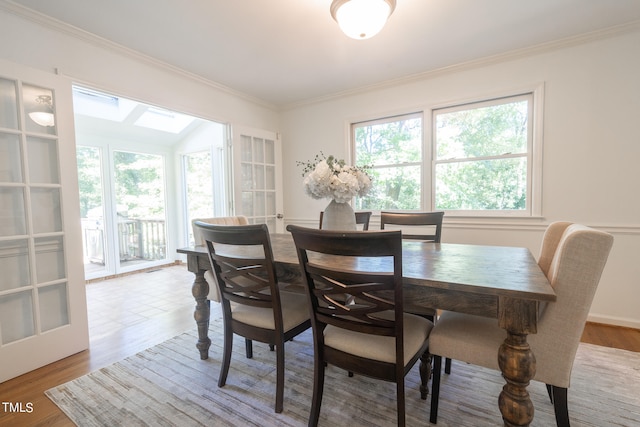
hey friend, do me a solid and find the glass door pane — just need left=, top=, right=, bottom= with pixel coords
left=113, top=151, right=167, bottom=270
left=184, top=151, right=213, bottom=246
left=76, top=146, right=108, bottom=278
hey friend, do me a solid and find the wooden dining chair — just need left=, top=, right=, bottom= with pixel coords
left=287, top=225, right=433, bottom=427
left=194, top=222, right=311, bottom=413
left=380, top=211, right=448, bottom=368
left=428, top=222, right=614, bottom=426
left=380, top=211, right=444, bottom=242
left=319, top=210, right=372, bottom=230
left=191, top=215, right=249, bottom=303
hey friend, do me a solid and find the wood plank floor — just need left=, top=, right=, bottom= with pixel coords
left=1, top=264, right=638, bottom=426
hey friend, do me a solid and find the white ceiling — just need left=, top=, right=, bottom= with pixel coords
left=9, top=0, right=640, bottom=108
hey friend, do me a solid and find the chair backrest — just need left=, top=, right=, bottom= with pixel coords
left=194, top=222, right=284, bottom=322
left=537, top=221, right=573, bottom=277
left=380, top=211, right=444, bottom=242
left=191, top=216, right=249, bottom=245
left=532, top=223, right=613, bottom=387
left=287, top=225, right=404, bottom=356
left=319, top=211, right=372, bottom=230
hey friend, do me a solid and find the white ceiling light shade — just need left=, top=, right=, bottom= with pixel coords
left=330, top=0, right=396, bottom=40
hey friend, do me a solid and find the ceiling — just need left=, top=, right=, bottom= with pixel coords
left=9, top=0, right=640, bottom=108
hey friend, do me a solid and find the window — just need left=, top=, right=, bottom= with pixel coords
left=352, top=88, right=542, bottom=216
left=353, top=113, right=423, bottom=210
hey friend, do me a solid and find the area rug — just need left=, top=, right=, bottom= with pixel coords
left=47, top=322, right=640, bottom=426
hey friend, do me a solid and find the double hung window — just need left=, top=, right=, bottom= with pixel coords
left=353, top=89, right=541, bottom=217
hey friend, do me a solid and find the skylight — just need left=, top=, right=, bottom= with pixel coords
left=72, top=86, right=195, bottom=134
left=134, top=107, right=195, bottom=134
left=72, top=86, right=137, bottom=122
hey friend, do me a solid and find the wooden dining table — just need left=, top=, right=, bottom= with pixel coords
left=177, top=233, right=556, bottom=427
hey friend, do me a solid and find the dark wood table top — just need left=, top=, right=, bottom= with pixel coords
left=178, top=233, right=555, bottom=304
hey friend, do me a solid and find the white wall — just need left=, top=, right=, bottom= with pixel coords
left=280, top=29, right=640, bottom=328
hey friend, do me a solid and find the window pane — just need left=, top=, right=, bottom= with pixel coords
left=38, top=282, right=69, bottom=332
left=0, top=239, right=30, bottom=290
left=356, top=165, right=421, bottom=210
left=435, top=157, right=527, bottom=210
left=27, top=136, right=59, bottom=184
left=31, top=187, right=62, bottom=233
left=436, top=99, right=528, bottom=160
left=0, top=78, right=18, bottom=130
left=35, top=236, right=66, bottom=283
left=355, top=117, right=421, bottom=166
left=354, top=114, right=422, bottom=211
left=0, top=290, right=34, bottom=344
left=0, top=133, right=22, bottom=182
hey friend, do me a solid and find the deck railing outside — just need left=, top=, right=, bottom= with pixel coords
left=82, top=218, right=166, bottom=264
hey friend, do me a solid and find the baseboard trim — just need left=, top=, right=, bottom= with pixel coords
left=587, top=314, right=640, bottom=330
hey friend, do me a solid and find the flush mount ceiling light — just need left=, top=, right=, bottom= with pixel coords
left=29, top=95, right=55, bottom=127
left=330, top=0, right=396, bottom=40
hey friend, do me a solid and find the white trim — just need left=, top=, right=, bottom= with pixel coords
left=587, top=314, right=640, bottom=330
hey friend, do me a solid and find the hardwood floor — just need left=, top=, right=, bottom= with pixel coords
left=1, top=264, right=638, bottom=426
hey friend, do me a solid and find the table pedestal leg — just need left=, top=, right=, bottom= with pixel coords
left=192, top=269, right=211, bottom=360
left=498, top=332, right=536, bottom=426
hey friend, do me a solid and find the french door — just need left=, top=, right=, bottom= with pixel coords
left=232, top=126, right=283, bottom=233
left=0, top=59, right=87, bottom=382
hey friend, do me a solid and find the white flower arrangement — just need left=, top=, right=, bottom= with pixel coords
left=297, top=153, right=372, bottom=203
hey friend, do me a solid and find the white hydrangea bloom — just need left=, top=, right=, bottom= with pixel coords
left=301, top=156, right=372, bottom=203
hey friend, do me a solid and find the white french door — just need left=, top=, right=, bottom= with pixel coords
left=0, top=60, right=88, bottom=382
left=232, top=126, right=284, bottom=233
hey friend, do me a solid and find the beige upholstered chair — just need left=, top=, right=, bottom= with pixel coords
left=319, top=210, right=372, bottom=230
left=428, top=222, right=614, bottom=426
left=287, top=225, right=433, bottom=427
left=191, top=216, right=249, bottom=302
left=194, top=222, right=311, bottom=413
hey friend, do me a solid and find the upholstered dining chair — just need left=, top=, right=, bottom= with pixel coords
left=194, top=222, right=311, bottom=413
left=191, top=215, right=249, bottom=303
left=428, top=222, right=614, bottom=426
left=287, top=225, right=433, bottom=427
left=319, top=210, right=372, bottom=230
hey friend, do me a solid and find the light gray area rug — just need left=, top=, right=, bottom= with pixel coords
left=47, top=323, right=640, bottom=426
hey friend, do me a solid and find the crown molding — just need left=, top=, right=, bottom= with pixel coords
left=0, top=0, right=277, bottom=111
left=282, top=19, right=640, bottom=111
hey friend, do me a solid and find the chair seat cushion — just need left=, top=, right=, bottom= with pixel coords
left=324, top=312, right=433, bottom=365
left=429, top=311, right=505, bottom=371
left=231, top=291, right=309, bottom=332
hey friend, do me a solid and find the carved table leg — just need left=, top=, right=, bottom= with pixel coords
left=498, top=297, right=538, bottom=426
left=192, top=268, right=211, bottom=360
left=498, top=332, right=536, bottom=426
